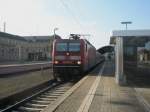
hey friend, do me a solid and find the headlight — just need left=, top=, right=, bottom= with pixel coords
left=77, top=61, right=81, bottom=65
left=54, top=60, right=59, bottom=64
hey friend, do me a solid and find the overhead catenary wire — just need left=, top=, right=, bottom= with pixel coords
left=59, top=0, right=84, bottom=32
left=59, top=0, right=92, bottom=41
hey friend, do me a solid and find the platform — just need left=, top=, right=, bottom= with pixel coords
left=44, top=61, right=147, bottom=112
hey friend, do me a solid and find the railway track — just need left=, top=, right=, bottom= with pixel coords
left=0, top=81, right=74, bottom=112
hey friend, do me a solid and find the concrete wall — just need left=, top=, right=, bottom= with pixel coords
left=0, top=68, right=54, bottom=99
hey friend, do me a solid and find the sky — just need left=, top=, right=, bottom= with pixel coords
left=0, top=0, right=150, bottom=49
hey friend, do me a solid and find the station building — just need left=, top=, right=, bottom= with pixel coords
left=111, top=30, right=150, bottom=85
left=0, top=32, right=61, bottom=63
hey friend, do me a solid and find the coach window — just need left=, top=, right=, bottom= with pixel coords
left=56, top=43, right=67, bottom=51
left=86, top=44, right=87, bottom=52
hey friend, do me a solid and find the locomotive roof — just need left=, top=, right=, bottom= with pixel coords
left=55, top=38, right=95, bottom=48
left=56, top=39, right=81, bottom=42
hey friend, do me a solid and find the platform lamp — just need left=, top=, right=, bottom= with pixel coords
left=54, top=28, right=59, bottom=39
left=121, top=21, right=132, bottom=30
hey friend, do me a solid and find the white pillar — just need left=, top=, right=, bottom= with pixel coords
left=115, top=37, right=126, bottom=85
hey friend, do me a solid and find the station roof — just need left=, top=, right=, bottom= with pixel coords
left=23, top=35, right=61, bottom=42
left=97, top=45, right=114, bottom=54
left=112, top=30, right=150, bottom=37
left=0, top=31, right=27, bottom=41
left=0, top=31, right=62, bottom=43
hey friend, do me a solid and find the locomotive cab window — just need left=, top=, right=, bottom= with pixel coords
left=56, top=43, right=67, bottom=51
left=69, top=43, right=80, bottom=52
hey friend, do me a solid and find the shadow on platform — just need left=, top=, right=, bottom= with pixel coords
left=126, top=70, right=150, bottom=88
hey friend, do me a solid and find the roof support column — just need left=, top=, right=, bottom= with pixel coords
left=115, top=37, right=126, bottom=85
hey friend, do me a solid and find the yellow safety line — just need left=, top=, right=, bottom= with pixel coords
left=77, top=62, right=105, bottom=112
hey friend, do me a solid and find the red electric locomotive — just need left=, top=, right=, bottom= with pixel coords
left=52, top=34, right=102, bottom=81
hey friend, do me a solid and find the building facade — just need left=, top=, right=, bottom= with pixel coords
left=0, top=32, right=61, bottom=63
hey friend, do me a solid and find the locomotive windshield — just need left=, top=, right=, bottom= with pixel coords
left=56, top=42, right=80, bottom=52
left=69, top=43, right=80, bottom=52
left=56, top=43, right=67, bottom=51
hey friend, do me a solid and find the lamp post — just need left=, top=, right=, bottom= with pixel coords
left=121, top=21, right=132, bottom=30
left=54, top=28, right=59, bottom=39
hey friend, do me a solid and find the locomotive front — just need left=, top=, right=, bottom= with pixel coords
left=52, top=39, right=83, bottom=80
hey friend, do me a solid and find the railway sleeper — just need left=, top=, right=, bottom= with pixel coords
left=18, top=106, right=43, bottom=112
left=35, top=97, right=54, bottom=102
left=43, top=92, right=64, bottom=95
left=55, top=87, right=70, bottom=90
left=39, top=95, right=57, bottom=99
left=25, top=103, right=47, bottom=108
left=31, top=100, right=51, bottom=105
left=52, top=90, right=66, bottom=92
left=43, top=93, right=62, bottom=97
